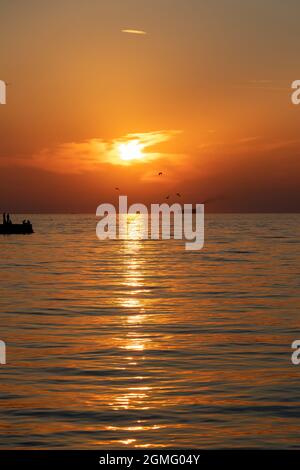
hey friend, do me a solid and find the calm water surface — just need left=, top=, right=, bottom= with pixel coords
left=0, top=214, right=299, bottom=448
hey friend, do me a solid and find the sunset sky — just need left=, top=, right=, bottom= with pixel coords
left=0, top=0, right=300, bottom=212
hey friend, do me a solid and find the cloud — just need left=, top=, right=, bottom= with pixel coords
left=3, top=130, right=182, bottom=174
left=238, top=80, right=288, bottom=91
left=121, top=29, right=147, bottom=35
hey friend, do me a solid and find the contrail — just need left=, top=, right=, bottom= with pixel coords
left=122, top=29, right=147, bottom=35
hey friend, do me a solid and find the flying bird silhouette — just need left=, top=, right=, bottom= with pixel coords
left=115, top=187, right=120, bottom=191
left=158, top=172, right=163, bottom=176
left=176, top=193, right=181, bottom=197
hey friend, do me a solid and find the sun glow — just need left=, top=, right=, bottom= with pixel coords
left=118, top=140, right=144, bottom=162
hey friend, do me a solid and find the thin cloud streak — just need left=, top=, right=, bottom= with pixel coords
left=121, top=29, right=147, bottom=35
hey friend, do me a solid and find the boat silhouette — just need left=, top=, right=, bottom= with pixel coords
left=0, top=223, right=34, bottom=235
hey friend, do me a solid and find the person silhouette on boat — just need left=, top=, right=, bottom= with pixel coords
left=3, top=213, right=12, bottom=224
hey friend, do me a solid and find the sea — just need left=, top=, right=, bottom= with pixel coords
left=0, top=213, right=299, bottom=448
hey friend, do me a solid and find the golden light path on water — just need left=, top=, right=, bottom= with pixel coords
left=108, top=215, right=160, bottom=447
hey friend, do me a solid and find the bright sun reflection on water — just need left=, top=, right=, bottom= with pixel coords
left=109, top=214, right=155, bottom=442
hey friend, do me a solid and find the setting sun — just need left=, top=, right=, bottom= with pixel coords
left=118, top=140, right=144, bottom=162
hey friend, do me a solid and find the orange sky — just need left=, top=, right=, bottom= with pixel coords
left=0, top=0, right=300, bottom=212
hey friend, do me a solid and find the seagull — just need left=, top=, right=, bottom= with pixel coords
left=176, top=192, right=181, bottom=197
left=158, top=172, right=163, bottom=176
left=166, top=195, right=170, bottom=200
left=115, top=187, right=120, bottom=191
